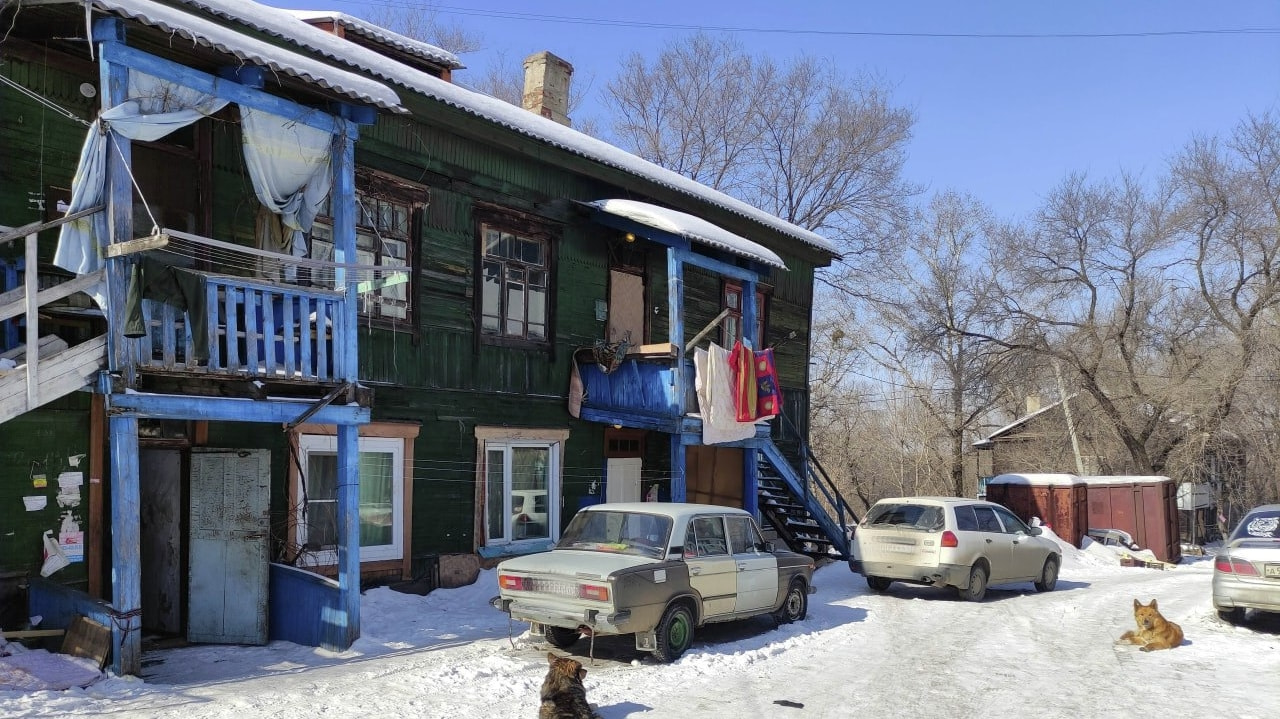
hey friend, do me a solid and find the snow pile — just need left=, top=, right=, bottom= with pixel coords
left=1036, top=524, right=1120, bottom=568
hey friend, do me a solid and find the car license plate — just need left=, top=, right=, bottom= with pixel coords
left=1265, top=564, right=1280, bottom=578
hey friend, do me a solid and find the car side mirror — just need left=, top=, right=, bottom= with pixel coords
left=1028, top=526, right=1043, bottom=536
left=763, top=541, right=776, bottom=553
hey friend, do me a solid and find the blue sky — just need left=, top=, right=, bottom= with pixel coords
left=275, top=1, right=1280, bottom=221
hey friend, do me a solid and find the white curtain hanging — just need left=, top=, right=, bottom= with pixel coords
left=53, top=71, right=229, bottom=303
left=241, top=106, right=335, bottom=280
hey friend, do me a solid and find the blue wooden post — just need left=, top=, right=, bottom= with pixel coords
left=667, top=248, right=684, bottom=414
left=95, top=19, right=132, bottom=379
left=669, top=434, right=686, bottom=503
left=331, top=119, right=358, bottom=382
left=108, top=414, right=140, bottom=675
left=744, top=447, right=759, bottom=520
left=335, top=424, right=360, bottom=648
left=742, top=279, right=757, bottom=349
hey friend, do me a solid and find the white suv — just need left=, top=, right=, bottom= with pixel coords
left=849, top=497, right=1061, bottom=601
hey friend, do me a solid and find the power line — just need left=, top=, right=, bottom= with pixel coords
left=351, top=2, right=1280, bottom=40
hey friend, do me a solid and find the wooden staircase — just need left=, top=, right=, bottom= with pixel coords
left=755, top=432, right=858, bottom=559
left=1, top=212, right=108, bottom=425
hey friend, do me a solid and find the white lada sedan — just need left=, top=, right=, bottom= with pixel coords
left=490, top=502, right=815, bottom=662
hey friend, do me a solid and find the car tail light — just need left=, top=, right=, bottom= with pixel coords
left=1214, top=555, right=1258, bottom=576
left=499, top=574, right=528, bottom=591
left=578, top=583, right=610, bottom=601
left=941, top=530, right=959, bottom=548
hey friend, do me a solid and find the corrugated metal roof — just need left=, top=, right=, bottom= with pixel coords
left=91, top=0, right=403, bottom=111
left=286, top=10, right=464, bottom=70
left=586, top=199, right=787, bottom=269
left=169, top=0, right=837, bottom=257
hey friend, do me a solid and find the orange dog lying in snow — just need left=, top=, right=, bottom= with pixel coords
left=1118, top=598, right=1184, bottom=651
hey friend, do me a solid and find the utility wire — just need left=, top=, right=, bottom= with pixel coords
left=349, top=2, right=1280, bottom=40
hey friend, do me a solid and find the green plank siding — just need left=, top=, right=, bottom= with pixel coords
left=0, top=396, right=91, bottom=584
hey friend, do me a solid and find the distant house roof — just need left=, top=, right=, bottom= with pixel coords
left=171, top=0, right=838, bottom=257
left=972, top=395, right=1076, bottom=449
left=586, top=199, right=787, bottom=269
left=90, top=0, right=403, bottom=111
left=1077, top=475, right=1173, bottom=486
left=988, top=473, right=1083, bottom=486
left=285, top=10, right=464, bottom=70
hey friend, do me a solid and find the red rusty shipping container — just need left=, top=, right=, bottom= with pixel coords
left=1081, top=476, right=1181, bottom=563
left=984, top=473, right=1088, bottom=549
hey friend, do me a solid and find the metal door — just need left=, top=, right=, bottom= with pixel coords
left=685, top=516, right=737, bottom=617
left=188, top=449, right=271, bottom=644
left=728, top=516, right=777, bottom=612
left=140, top=449, right=182, bottom=635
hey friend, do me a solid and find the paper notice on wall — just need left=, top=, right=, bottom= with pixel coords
left=23, top=496, right=47, bottom=512
left=58, top=513, right=83, bottom=562
left=56, top=473, right=83, bottom=508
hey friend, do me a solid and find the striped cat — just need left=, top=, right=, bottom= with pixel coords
left=538, top=653, right=601, bottom=719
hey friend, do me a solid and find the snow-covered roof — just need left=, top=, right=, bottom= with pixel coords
left=587, top=199, right=787, bottom=269
left=1078, top=475, right=1173, bottom=485
left=972, top=395, right=1076, bottom=448
left=285, top=11, right=464, bottom=70
left=988, top=473, right=1083, bottom=486
left=90, top=0, right=402, bottom=111
left=170, top=0, right=837, bottom=257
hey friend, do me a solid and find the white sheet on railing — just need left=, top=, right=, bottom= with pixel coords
left=241, top=106, right=334, bottom=281
left=54, top=71, right=229, bottom=305
left=694, top=342, right=756, bottom=445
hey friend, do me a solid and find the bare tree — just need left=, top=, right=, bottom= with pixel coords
left=857, top=191, right=1012, bottom=496
left=361, top=2, right=483, bottom=55
left=602, top=32, right=915, bottom=251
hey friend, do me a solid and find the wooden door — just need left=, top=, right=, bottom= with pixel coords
left=140, top=449, right=182, bottom=635
left=606, top=458, right=642, bottom=504
left=188, top=449, right=270, bottom=644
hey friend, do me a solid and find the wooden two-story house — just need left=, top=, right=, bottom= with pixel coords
left=1, top=0, right=853, bottom=677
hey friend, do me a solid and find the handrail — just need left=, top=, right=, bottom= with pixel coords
left=0, top=205, right=105, bottom=246
left=0, top=208, right=109, bottom=415
left=777, top=410, right=860, bottom=540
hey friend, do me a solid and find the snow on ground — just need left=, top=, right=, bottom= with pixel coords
left=3, top=537, right=1278, bottom=719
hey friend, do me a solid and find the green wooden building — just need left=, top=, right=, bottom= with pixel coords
left=0, top=0, right=852, bottom=676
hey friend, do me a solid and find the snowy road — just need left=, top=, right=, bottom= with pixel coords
left=3, top=541, right=1278, bottom=719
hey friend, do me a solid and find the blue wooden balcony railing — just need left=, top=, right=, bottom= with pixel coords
left=123, top=272, right=345, bottom=382
left=576, top=346, right=694, bottom=430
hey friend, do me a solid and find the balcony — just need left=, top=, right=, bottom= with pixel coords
left=124, top=271, right=345, bottom=385
left=575, top=343, right=691, bottom=431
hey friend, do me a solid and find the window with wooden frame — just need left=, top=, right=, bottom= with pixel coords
left=721, top=281, right=768, bottom=347
left=308, top=171, right=422, bottom=324
left=477, top=212, right=554, bottom=346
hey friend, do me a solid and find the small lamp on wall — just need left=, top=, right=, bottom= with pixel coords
left=624, top=232, right=636, bottom=243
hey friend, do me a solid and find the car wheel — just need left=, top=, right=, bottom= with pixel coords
left=774, top=578, right=808, bottom=624
left=957, top=563, right=988, bottom=602
left=1217, top=607, right=1245, bottom=625
left=544, top=625, right=581, bottom=649
left=866, top=576, right=893, bottom=592
left=653, top=603, right=695, bottom=663
left=1034, top=556, right=1059, bottom=592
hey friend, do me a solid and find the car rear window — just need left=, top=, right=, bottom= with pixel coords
left=953, top=505, right=978, bottom=531
left=1232, top=510, right=1280, bottom=540
left=865, top=503, right=944, bottom=531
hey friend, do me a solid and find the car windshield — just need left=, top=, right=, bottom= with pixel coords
left=1231, top=510, right=1280, bottom=541
left=556, top=510, right=674, bottom=559
left=865, top=503, right=944, bottom=531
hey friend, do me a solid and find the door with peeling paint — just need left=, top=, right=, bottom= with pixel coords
left=188, top=449, right=270, bottom=644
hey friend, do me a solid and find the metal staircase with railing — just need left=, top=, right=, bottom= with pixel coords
left=754, top=414, right=859, bottom=559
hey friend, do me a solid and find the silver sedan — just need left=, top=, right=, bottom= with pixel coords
left=1213, top=504, right=1280, bottom=623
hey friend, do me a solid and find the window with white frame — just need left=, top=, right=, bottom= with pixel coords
left=294, top=434, right=405, bottom=564
left=480, top=433, right=564, bottom=545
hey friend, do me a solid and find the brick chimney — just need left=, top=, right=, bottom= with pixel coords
left=522, top=51, right=573, bottom=126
